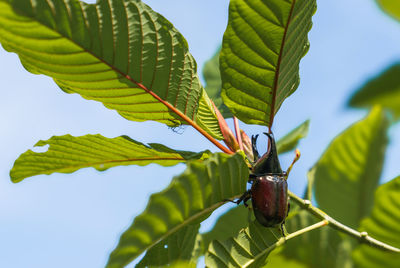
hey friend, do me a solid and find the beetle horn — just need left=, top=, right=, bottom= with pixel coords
left=252, top=132, right=283, bottom=175
left=251, top=134, right=260, bottom=162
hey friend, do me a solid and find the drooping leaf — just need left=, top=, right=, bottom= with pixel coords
left=220, top=0, right=316, bottom=127
left=349, top=63, right=400, bottom=120
left=136, top=224, right=200, bottom=268
left=10, top=134, right=210, bottom=183
left=201, top=205, right=250, bottom=253
left=205, top=221, right=281, bottom=268
left=268, top=203, right=352, bottom=268
left=376, top=0, right=400, bottom=22
left=276, top=120, right=310, bottom=154
left=313, top=107, right=389, bottom=229
left=203, top=48, right=232, bottom=118
left=0, top=0, right=222, bottom=139
left=107, top=153, right=249, bottom=268
left=352, top=176, right=400, bottom=268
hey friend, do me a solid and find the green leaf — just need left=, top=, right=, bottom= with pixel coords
left=136, top=224, right=200, bottom=268
left=201, top=205, right=250, bottom=252
left=107, top=153, right=249, bottom=268
left=10, top=134, right=210, bottom=183
left=352, top=176, right=400, bottom=268
left=166, top=261, right=197, bottom=268
left=349, top=63, right=400, bottom=120
left=268, top=203, right=352, bottom=268
left=313, top=107, right=389, bottom=229
left=205, top=221, right=281, bottom=268
left=376, top=0, right=400, bottom=22
left=203, top=48, right=232, bottom=118
left=220, top=0, right=316, bottom=126
left=0, top=0, right=222, bottom=139
left=276, top=120, right=309, bottom=154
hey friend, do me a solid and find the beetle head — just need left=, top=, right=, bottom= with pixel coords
left=252, top=132, right=282, bottom=175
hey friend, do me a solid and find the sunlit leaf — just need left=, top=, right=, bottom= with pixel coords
left=205, top=221, right=281, bottom=268
left=349, top=63, right=400, bottom=121
left=203, top=48, right=232, bottom=118
left=0, top=0, right=222, bottom=139
left=136, top=224, right=200, bottom=268
left=107, top=153, right=249, bottom=267
left=313, top=107, right=389, bottom=229
left=10, top=134, right=210, bottom=183
left=352, top=176, right=400, bottom=268
left=220, top=0, right=316, bottom=126
left=376, top=0, right=400, bottom=22
left=276, top=120, right=309, bottom=154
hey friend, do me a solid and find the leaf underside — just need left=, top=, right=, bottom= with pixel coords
left=0, top=0, right=222, bottom=138
left=376, top=0, right=400, bottom=22
left=9, top=134, right=210, bottom=183
left=203, top=47, right=232, bottom=118
left=136, top=224, right=200, bottom=268
left=106, top=153, right=249, bottom=268
left=352, top=176, right=400, bottom=268
left=220, top=0, right=316, bottom=127
left=205, top=221, right=281, bottom=268
left=276, top=119, right=309, bottom=154
left=268, top=203, right=351, bottom=268
left=313, top=107, right=389, bottom=229
left=349, top=62, right=400, bottom=120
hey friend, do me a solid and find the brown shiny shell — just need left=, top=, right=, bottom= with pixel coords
left=251, top=175, right=288, bottom=227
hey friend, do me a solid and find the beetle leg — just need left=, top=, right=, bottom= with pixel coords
left=286, top=149, right=301, bottom=178
left=280, top=223, right=288, bottom=237
left=224, top=190, right=252, bottom=206
left=242, top=194, right=251, bottom=207
left=248, top=174, right=257, bottom=183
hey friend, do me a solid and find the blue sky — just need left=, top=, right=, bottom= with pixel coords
left=1, top=0, right=400, bottom=267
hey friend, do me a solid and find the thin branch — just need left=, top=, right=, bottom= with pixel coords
left=233, top=117, right=243, bottom=151
left=288, top=191, right=400, bottom=253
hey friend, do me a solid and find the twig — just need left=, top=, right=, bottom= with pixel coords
left=288, top=191, right=400, bottom=253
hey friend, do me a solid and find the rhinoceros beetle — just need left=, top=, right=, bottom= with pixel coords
left=231, top=132, right=297, bottom=233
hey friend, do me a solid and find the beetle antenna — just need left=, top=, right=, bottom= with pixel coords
left=286, top=149, right=301, bottom=178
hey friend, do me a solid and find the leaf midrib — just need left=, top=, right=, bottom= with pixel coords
left=11, top=156, right=188, bottom=180
left=269, top=0, right=297, bottom=128
left=114, top=201, right=225, bottom=264
left=10, top=1, right=198, bottom=125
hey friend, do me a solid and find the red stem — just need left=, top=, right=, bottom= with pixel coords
left=131, top=81, right=234, bottom=154
left=233, top=117, right=243, bottom=151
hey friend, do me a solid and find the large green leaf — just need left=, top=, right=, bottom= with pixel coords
left=313, top=107, right=389, bottom=229
left=352, top=176, right=400, bottom=268
left=0, top=0, right=222, bottom=139
left=10, top=134, right=210, bottom=183
left=201, top=205, right=250, bottom=253
left=276, top=120, right=309, bottom=154
left=376, top=0, right=400, bottom=22
left=203, top=48, right=232, bottom=118
left=268, top=203, right=352, bottom=268
left=136, top=224, right=200, bottom=267
left=220, top=0, right=316, bottom=126
left=205, top=221, right=282, bottom=268
left=107, top=153, right=249, bottom=267
left=349, top=63, right=400, bottom=120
